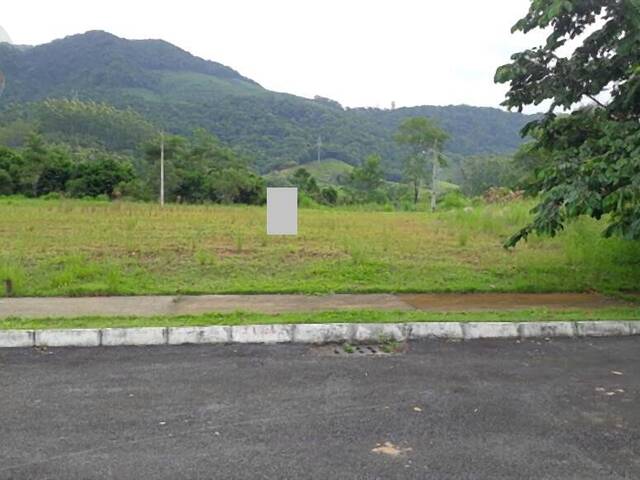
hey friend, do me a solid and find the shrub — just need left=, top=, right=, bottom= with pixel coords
left=439, top=191, right=471, bottom=210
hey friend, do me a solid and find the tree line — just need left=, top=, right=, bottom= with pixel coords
left=0, top=101, right=533, bottom=210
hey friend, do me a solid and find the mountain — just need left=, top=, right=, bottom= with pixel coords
left=0, top=31, right=535, bottom=175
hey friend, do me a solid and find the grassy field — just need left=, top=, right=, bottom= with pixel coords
left=2, top=308, right=640, bottom=330
left=1, top=197, right=640, bottom=297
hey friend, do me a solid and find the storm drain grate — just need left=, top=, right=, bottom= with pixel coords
left=312, top=343, right=405, bottom=356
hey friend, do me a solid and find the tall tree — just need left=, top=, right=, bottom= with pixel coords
left=496, top=0, right=640, bottom=247
left=395, top=117, right=449, bottom=206
left=347, top=154, right=386, bottom=203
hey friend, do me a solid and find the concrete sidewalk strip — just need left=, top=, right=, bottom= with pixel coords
left=168, top=326, right=230, bottom=345
left=101, top=327, right=167, bottom=346
left=0, top=321, right=638, bottom=348
left=35, top=329, right=100, bottom=348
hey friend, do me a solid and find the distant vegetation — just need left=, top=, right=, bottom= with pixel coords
left=0, top=96, right=530, bottom=209
left=0, top=31, right=535, bottom=176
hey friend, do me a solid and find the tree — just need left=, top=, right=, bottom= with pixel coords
left=0, top=147, right=25, bottom=194
left=35, top=157, right=73, bottom=196
left=347, top=154, right=386, bottom=203
left=496, top=0, right=640, bottom=247
left=395, top=117, right=449, bottom=205
left=68, top=155, right=135, bottom=198
left=289, top=168, right=320, bottom=197
left=460, top=155, right=520, bottom=196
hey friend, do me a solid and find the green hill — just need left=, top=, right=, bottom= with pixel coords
left=266, top=159, right=354, bottom=186
left=0, top=31, right=536, bottom=176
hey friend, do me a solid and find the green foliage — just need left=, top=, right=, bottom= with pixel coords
left=35, top=99, right=156, bottom=151
left=35, top=157, right=73, bottom=196
left=395, top=117, right=449, bottom=204
left=460, top=155, right=521, bottom=196
left=265, top=159, right=354, bottom=187
left=439, top=191, right=471, bottom=210
left=286, top=168, right=340, bottom=206
left=143, top=129, right=266, bottom=205
left=0, top=146, right=25, bottom=194
left=0, top=169, right=12, bottom=195
left=395, top=117, right=449, bottom=153
left=0, top=128, right=265, bottom=205
left=497, top=0, right=640, bottom=247
left=289, top=168, right=320, bottom=196
left=67, top=155, right=135, bottom=198
left=320, top=186, right=338, bottom=205
left=346, top=155, right=387, bottom=203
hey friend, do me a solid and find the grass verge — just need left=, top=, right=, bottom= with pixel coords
left=2, top=307, right=640, bottom=330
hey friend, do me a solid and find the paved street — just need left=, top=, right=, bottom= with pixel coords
left=1, top=338, right=639, bottom=479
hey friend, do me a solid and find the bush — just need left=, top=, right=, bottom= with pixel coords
left=35, top=160, right=73, bottom=196
left=41, top=192, right=65, bottom=201
left=439, top=191, right=471, bottom=210
left=320, top=186, right=338, bottom=205
left=69, top=155, right=135, bottom=198
left=0, top=169, right=12, bottom=195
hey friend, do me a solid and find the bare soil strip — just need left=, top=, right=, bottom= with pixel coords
left=0, top=293, right=634, bottom=319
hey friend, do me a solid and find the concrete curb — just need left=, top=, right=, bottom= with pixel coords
left=0, top=321, right=638, bottom=348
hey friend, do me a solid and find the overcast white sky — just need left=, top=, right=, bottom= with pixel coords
left=2, top=0, right=548, bottom=110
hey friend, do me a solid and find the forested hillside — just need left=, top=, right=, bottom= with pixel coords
left=0, top=31, right=535, bottom=175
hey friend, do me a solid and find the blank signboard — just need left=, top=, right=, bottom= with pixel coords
left=267, top=188, right=298, bottom=235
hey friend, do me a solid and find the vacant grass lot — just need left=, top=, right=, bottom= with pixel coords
left=1, top=197, right=640, bottom=297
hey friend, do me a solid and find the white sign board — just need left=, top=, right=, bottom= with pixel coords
left=267, top=188, right=298, bottom=235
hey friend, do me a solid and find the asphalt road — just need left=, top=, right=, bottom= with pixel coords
left=1, top=338, right=639, bottom=479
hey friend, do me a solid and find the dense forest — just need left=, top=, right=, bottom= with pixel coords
left=0, top=31, right=535, bottom=177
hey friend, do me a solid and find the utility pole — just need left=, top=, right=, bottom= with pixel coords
left=317, top=135, right=322, bottom=163
left=430, top=141, right=438, bottom=213
left=160, top=132, right=165, bottom=207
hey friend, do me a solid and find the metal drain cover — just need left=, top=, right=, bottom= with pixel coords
left=314, top=343, right=405, bottom=356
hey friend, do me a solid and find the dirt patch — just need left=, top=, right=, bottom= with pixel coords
left=398, top=293, right=630, bottom=312
left=371, top=441, right=412, bottom=457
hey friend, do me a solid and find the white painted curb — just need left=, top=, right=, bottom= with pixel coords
left=168, top=326, right=230, bottom=345
left=0, top=330, right=34, bottom=348
left=230, top=324, right=293, bottom=344
left=35, top=329, right=100, bottom=348
left=576, top=321, right=630, bottom=337
left=0, top=321, right=637, bottom=348
left=101, top=328, right=167, bottom=346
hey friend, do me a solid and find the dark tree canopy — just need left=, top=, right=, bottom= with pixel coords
left=496, top=0, right=640, bottom=246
